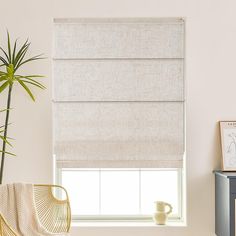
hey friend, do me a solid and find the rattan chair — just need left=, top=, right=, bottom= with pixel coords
left=0, top=184, right=71, bottom=236
left=0, top=213, right=17, bottom=236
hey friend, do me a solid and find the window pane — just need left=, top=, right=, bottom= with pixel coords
left=100, top=170, right=139, bottom=215
left=59, top=168, right=181, bottom=219
left=61, top=169, right=100, bottom=215
left=140, top=170, right=179, bottom=215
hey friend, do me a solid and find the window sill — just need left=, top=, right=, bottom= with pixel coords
left=71, top=220, right=186, bottom=227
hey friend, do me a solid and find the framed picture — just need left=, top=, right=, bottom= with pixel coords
left=220, top=121, right=236, bottom=171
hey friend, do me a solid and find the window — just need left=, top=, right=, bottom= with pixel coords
left=53, top=18, right=185, bottom=222
left=56, top=168, right=183, bottom=221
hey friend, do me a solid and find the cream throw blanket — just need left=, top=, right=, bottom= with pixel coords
left=0, top=183, right=68, bottom=236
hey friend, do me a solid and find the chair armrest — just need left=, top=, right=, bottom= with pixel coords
left=34, top=184, right=71, bottom=234
left=0, top=213, right=18, bottom=236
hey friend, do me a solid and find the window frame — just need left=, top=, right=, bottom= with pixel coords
left=55, top=167, right=184, bottom=222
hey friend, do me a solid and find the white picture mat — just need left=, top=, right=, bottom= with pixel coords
left=220, top=121, right=236, bottom=170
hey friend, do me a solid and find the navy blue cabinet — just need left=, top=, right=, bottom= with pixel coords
left=215, top=171, right=236, bottom=236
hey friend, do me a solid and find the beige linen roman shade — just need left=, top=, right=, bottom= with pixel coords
left=53, top=18, right=185, bottom=168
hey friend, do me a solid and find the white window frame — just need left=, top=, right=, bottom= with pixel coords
left=55, top=167, right=184, bottom=222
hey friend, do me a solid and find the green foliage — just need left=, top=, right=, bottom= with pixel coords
left=0, top=111, right=15, bottom=156
left=0, top=32, right=45, bottom=101
left=0, top=32, right=45, bottom=183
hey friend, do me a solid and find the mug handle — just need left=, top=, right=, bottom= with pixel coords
left=165, top=203, right=173, bottom=215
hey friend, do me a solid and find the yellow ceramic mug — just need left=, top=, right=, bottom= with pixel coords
left=153, top=201, right=173, bottom=225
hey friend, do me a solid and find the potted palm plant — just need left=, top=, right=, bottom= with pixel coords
left=0, top=32, right=45, bottom=184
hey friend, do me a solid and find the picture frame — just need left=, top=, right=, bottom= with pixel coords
left=219, top=121, right=236, bottom=171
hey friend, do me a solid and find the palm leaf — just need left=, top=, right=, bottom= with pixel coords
left=12, top=39, right=18, bottom=65
left=18, top=76, right=45, bottom=87
left=0, top=150, right=16, bottom=156
left=20, top=80, right=45, bottom=89
left=0, top=76, right=7, bottom=82
left=0, top=131, right=14, bottom=141
left=7, top=31, right=12, bottom=63
left=0, top=56, right=8, bottom=65
left=0, top=47, right=9, bottom=63
left=0, top=81, right=9, bottom=93
left=16, top=78, right=35, bottom=101
left=0, top=109, right=12, bottom=113
left=0, top=135, right=12, bottom=147
left=4, top=136, right=14, bottom=140
left=14, top=40, right=29, bottom=67
left=21, top=75, right=44, bottom=78
left=14, top=46, right=29, bottom=70
left=16, top=54, right=45, bottom=69
left=0, top=123, right=11, bottom=129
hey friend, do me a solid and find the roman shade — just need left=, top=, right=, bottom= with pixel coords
left=53, top=18, right=185, bottom=168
